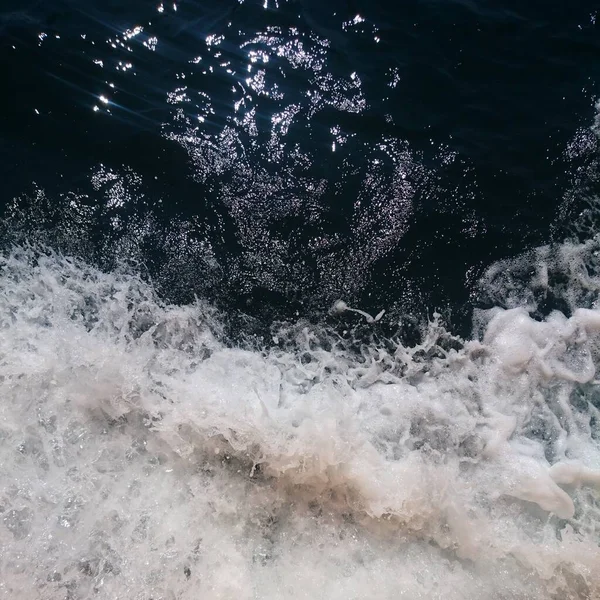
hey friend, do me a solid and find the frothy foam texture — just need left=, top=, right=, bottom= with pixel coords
left=1, top=246, right=600, bottom=599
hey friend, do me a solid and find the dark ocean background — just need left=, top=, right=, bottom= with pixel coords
left=1, top=0, right=599, bottom=337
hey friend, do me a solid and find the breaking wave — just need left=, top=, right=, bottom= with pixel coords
left=2, top=230, right=600, bottom=599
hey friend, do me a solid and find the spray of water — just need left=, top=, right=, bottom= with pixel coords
left=1, top=242, right=600, bottom=599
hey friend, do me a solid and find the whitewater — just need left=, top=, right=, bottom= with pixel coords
left=1, top=225, right=600, bottom=600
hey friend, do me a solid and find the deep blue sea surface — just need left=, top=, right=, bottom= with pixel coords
left=2, top=0, right=598, bottom=334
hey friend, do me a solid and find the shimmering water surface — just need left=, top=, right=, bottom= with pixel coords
left=1, top=0, right=598, bottom=326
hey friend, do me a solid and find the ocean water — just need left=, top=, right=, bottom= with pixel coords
left=1, top=1, right=600, bottom=598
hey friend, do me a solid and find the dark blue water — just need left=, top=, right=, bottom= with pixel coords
left=1, top=0, right=599, bottom=336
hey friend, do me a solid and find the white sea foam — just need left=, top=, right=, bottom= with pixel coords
left=1, top=244, right=600, bottom=599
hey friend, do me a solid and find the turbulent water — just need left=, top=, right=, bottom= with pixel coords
left=5, top=227, right=600, bottom=598
left=2, top=1, right=600, bottom=599
left=4, top=236, right=600, bottom=600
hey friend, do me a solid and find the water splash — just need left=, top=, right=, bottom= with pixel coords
left=331, top=299, right=385, bottom=323
left=1, top=244, right=600, bottom=599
